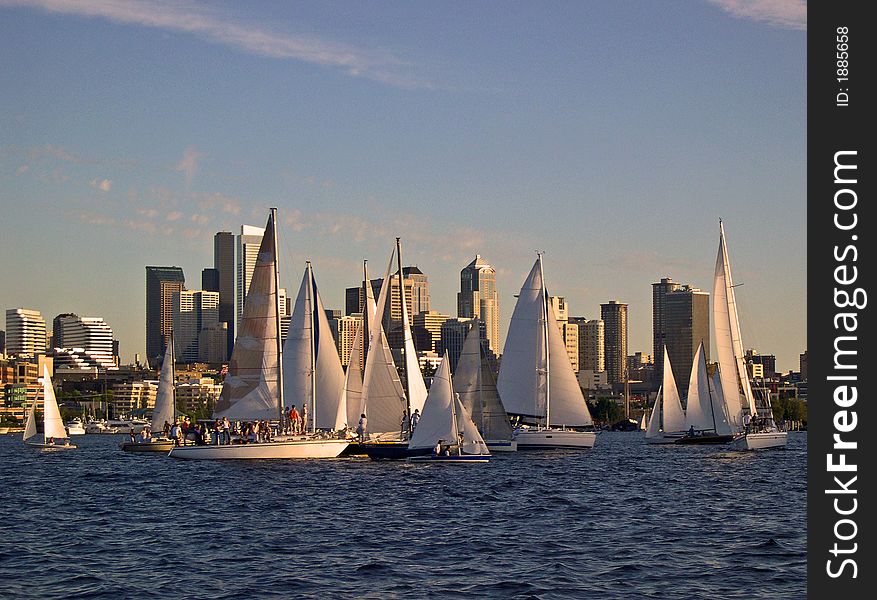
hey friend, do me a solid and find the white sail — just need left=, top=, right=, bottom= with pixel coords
left=41, top=364, right=68, bottom=439
left=150, top=334, right=176, bottom=432
left=399, top=266, right=428, bottom=415
left=282, top=265, right=346, bottom=430
left=409, top=352, right=457, bottom=450
left=360, top=252, right=406, bottom=435
left=684, top=343, right=715, bottom=432
left=645, top=388, right=663, bottom=439
left=23, top=394, right=38, bottom=441
left=713, top=221, right=755, bottom=427
left=709, top=369, right=735, bottom=436
left=660, top=347, right=686, bottom=433
left=545, top=298, right=593, bottom=426
left=214, top=211, right=280, bottom=421
left=454, top=395, right=490, bottom=455
left=454, top=324, right=514, bottom=442
left=341, top=319, right=364, bottom=428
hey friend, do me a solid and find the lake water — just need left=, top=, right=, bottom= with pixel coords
left=0, top=432, right=806, bottom=599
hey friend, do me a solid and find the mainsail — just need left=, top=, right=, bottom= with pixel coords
left=645, top=388, right=663, bottom=438
left=497, top=255, right=592, bottom=427
left=409, top=352, right=456, bottom=451
left=41, top=364, right=68, bottom=440
left=23, top=392, right=38, bottom=441
left=454, top=324, right=514, bottom=442
left=659, top=346, right=685, bottom=433
left=214, top=211, right=280, bottom=421
left=398, top=261, right=427, bottom=416
left=150, top=333, right=176, bottom=432
left=282, top=263, right=346, bottom=430
left=713, top=220, right=755, bottom=428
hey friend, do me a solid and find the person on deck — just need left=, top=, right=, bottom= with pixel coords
left=400, top=409, right=410, bottom=437
left=301, top=404, right=308, bottom=433
left=356, top=414, right=367, bottom=443
left=688, top=425, right=696, bottom=437
left=410, top=409, right=420, bottom=431
left=743, top=412, right=751, bottom=434
left=289, top=406, right=301, bottom=435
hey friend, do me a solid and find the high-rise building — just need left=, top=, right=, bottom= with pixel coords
left=0, top=330, right=5, bottom=356
left=548, top=296, right=577, bottom=371
left=331, top=313, right=363, bottom=367
left=214, top=231, right=235, bottom=356
left=51, top=313, right=77, bottom=348
left=439, top=317, right=484, bottom=373
left=457, top=255, right=500, bottom=354
left=412, top=310, right=450, bottom=353
left=198, top=322, right=228, bottom=364
left=745, top=349, right=776, bottom=379
left=652, top=277, right=681, bottom=386
left=56, top=314, right=116, bottom=369
left=5, top=308, right=47, bottom=356
left=146, top=266, right=185, bottom=361
left=237, top=225, right=265, bottom=330
left=173, top=290, right=220, bottom=363
left=346, top=268, right=428, bottom=348
left=202, top=268, right=220, bottom=293
left=664, top=286, right=710, bottom=394
left=570, top=317, right=604, bottom=373
left=600, top=300, right=628, bottom=385
left=800, top=351, right=808, bottom=381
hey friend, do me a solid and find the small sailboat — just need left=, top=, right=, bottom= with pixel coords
left=713, top=221, right=787, bottom=450
left=408, top=351, right=491, bottom=463
left=645, top=346, right=687, bottom=444
left=676, top=342, right=736, bottom=445
left=454, top=323, right=516, bottom=451
left=65, top=417, right=86, bottom=435
left=121, top=331, right=177, bottom=452
left=497, top=253, right=597, bottom=449
left=169, top=208, right=349, bottom=459
left=24, top=365, right=76, bottom=450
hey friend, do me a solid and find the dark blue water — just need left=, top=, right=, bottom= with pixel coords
left=0, top=432, right=806, bottom=599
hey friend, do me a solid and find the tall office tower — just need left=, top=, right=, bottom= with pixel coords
left=600, top=300, right=628, bottom=385
left=237, top=225, right=265, bottom=330
left=173, top=290, right=220, bottom=363
left=457, top=255, right=500, bottom=354
left=664, top=286, right=710, bottom=395
left=51, top=312, right=77, bottom=348
left=198, top=323, right=228, bottom=364
left=439, top=317, right=484, bottom=373
left=331, top=313, right=363, bottom=367
left=214, top=231, right=235, bottom=356
left=5, top=308, right=47, bottom=356
left=800, top=351, right=808, bottom=381
left=569, top=317, right=605, bottom=373
left=0, top=330, right=5, bottom=356
left=652, top=277, right=681, bottom=388
left=346, top=269, right=425, bottom=348
left=202, top=268, right=220, bottom=292
left=412, top=310, right=450, bottom=352
left=146, top=266, right=185, bottom=360
left=404, top=266, right=430, bottom=314
left=57, top=314, right=116, bottom=369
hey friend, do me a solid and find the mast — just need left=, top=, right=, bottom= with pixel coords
left=171, top=330, right=177, bottom=424
left=307, top=261, right=317, bottom=433
left=538, top=252, right=550, bottom=429
left=362, top=260, right=369, bottom=367
left=396, top=237, right=412, bottom=438
left=271, top=207, right=284, bottom=426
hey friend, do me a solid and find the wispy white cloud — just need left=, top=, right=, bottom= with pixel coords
left=90, top=177, right=112, bottom=192
left=190, top=213, right=210, bottom=225
left=166, top=211, right=183, bottom=221
left=174, top=147, right=202, bottom=186
left=2, top=0, right=433, bottom=88
left=707, top=0, right=806, bottom=30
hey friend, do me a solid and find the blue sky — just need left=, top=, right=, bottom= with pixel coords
left=0, top=0, right=806, bottom=370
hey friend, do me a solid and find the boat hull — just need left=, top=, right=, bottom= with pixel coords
left=731, top=431, right=788, bottom=450
left=121, top=439, right=176, bottom=453
left=514, top=429, right=597, bottom=449
left=645, top=432, right=685, bottom=445
left=27, top=441, right=77, bottom=450
left=408, top=453, right=491, bottom=463
left=168, top=439, right=350, bottom=459
left=675, top=433, right=738, bottom=445
left=362, top=441, right=412, bottom=461
left=485, top=439, right=517, bottom=452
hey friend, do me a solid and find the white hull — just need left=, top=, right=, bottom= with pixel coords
left=26, top=441, right=77, bottom=450
left=168, top=438, right=350, bottom=460
left=732, top=431, right=787, bottom=450
left=645, top=431, right=685, bottom=445
left=514, top=429, right=596, bottom=449
left=486, top=439, right=518, bottom=452
left=66, top=424, right=86, bottom=435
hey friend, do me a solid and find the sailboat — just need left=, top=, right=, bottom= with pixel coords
left=713, top=221, right=787, bottom=450
left=24, top=364, right=76, bottom=450
left=169, top=209, right=349, bottom=459
left=676, top=342, right=736, bottom=444
left=454, top=323, right=517, bottom=451
left=497, top=253, right=597, bottom=449
left=361, top=239, right=427, bottom=460
left=121, top=331, right=177, bottom=452
left=408, top=351, right=491, bottom=463
left=645, top=346, right=687, bottom=444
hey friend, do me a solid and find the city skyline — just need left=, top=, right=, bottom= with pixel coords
left=0, top=1, right=806, bottom=370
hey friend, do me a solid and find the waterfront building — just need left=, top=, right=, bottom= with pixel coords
left=600, top=300, right=628, bottom=385
left=570, top=317, right=604, bottom=373
left=5, top=308, right=47, bottom=357
left=173, top=290, right=220, bottom=363
left=176, top=377, right=223, bottom=414
left=214, top=231, right=235, bottom=356
left=548, top=297, right=578, bottom=371
left=457, top=255, right=500, bottom=354
left=112, top=380, right=158, bottom=415
left=664, top=286, right=710, bottom=394
left=55, top=314, right=116, bottom=369
left=146, top=266, right=185, bottom=361
left=237, top=225, right=265, bottom=331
